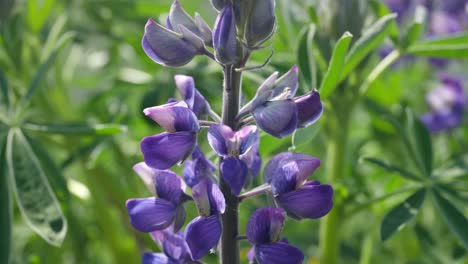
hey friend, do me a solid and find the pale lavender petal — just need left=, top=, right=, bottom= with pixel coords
left=194, top=13, right=213, bottom=46
left=208, top=180, right=226, bottom=215
left=141, top=131, right=196, bottom=170
left=295, top=90, right=323, bottom=128
left=236, top=125, right=258, bottom=154
left=246, top=207, right=286, bottom=245
left=133, top=162, right=157, bottom=196
left=142, top=253, right=170, bottom=264
left=185, top=215, right=222, bottom=260
left=276, top=184, right=333, bottom=219
left=174, top=75, right=195, bottom=109
left=168, top=0, right=199, bottom=35
left=142, top=19, right=199, bottom=67
left=126, top=198, right=176, bottom=232
left=247, top=246, right=255, bottom=263
left=143, top=101, right=199, bottom=133
left=207, top=124, right=234, bottom=156
left=221, top=157, right=248, bottom=195
left=161, top=231, right=191, bottom=261
left=192, top=178, right=225, bottom=216
left=255, top=242, right=304, bottom=264
left=252, top=100, right=298, bottom=138
left=272, top=65, right=299, bottom=99
left=213, top=4, right=238, bottom=64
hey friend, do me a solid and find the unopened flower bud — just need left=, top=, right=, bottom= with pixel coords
left=213, top=5, right=239, bottom=64
left=244, top=0, right=276, bottom=48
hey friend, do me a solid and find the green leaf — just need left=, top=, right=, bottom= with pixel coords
left=362, top=157, right=421, bottom=181
left=0, top=129, right=12, bottom=264
left=433, top=190, right=468, bottom=249
left=297, top=24, right=317, bottom=90
left=341, top=14, right=397, bottom=81
left=26, top=0, right=55, bottom=32
left=405, top=109, right=432, bottom=177
left=0, top=69, right=10, bottom=110
left=400, top=5, right=426, bottom=49
left=381, top=188, right=426, bottom=241
left=319, top=31, right=353, bottom=99
left=16, top=32, right=74, bottom=116
left=433, top=154, right=468, bottom=180
left=407, top=34, right=468, bottom=58
left=6, top=128, right=67, bottom=246
left=23, top=123, right=127, bottom=136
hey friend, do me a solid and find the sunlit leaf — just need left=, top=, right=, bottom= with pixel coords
left=433, top=154, right=468, bottom=180
left=6, top=128, right=67, bottom=246
left=341, top=14, right=397, bottom=80
left=23, top=123, right=127, bottom=136
left=0, top=128, right=12, bottom=264
left=319, top=31, right=353, bottom=99
left=27, top=0, right=55, bottom=32
left=407, top=34, right=468, bottom=58
left=381, top=188, right=426, bottom=241
left=433, top=190, right=468, bottom=249
left=362, top=157, right=421, bottom=181
left=400, top=5, right=426, bottom=49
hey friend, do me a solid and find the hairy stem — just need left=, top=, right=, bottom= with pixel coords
left=219, top=64, right=243, bottom=264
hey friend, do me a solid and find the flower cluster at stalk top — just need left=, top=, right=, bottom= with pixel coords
left=421, top=74, right=467, bottom=133
left=126, top=0, right=333, bottom=263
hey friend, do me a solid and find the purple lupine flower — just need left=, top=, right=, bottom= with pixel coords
left=167, top=0, right=213, bottom=46
left=207, top=124, right=259, bottom=195
left=385, top=0, right=412, bottom=21
left=144, top=229, right=201, bottom=264
left=246, top=66, right=323, bottom=138
left=264, top=152, right=333, bottom=219
left=429, top=11, right=463, bottom=35
left=213, top=5, right=239, bottom=64
left=174, top=75, right=212, bottom=118
left=243, top=0, right=276, bottom=48
left=185, top=178, right=225, bottom=260
left=126, top=163, right=191, bottom=233
left=240, top=141, right=262, bottom=188
left=246, top=207, right=304, bottom=264
left=141, top=101, right=199, bottom=170
left=183, top=146, right=216, bottom=187
left=421, top=74, right=466, bottom=133
left=441, top=0, right=468, bottom=16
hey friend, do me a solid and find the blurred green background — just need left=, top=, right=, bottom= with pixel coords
left=0, top=0, right=467, bottom=263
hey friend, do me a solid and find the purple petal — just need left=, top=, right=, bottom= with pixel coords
left=252, top=100, right=298, bottom=138
left=236, top=125, right=258, bottom=154
left=153, top=170, right=187, bottom=205
left=184, top=215, right=222, bottom=260
left=168, top=0, right=199, bottom=35
left=194, top=13, right=213, bottom=46
left=221, top=157, right=248, bottom=195
left=182, top=160, right=197, bottom=187
left=272, top=65, right=299, bottom=99
left=161, top=231, right=191, bottom=261
left=142, top=253, right=170, bottom=264
left=240, top=143, right=262, bottom=185
left=141, top=131, right=197, bottom=170
left=142, top=19, right=199, bottom=67
left=174, top=75, right=195, bottom=109
left=244, top=0, right=276, bottom=47
left=276, top=184, right=333, bottom=219
left=246, top=207, right=286, bottom=245
left=207, top=124, right=234, bottom=156
left=213, top=4, right=238, bottom=64
left=126, top=198, right=176, bottom=232
left=247, top=246, right=256, bottom=263
left=143, top=101, right=199, bottom=133
left=192, top=178, right=226, bottom=216
left=430, top=11, right=462, bottom=35
left=264, top=152, right=321, bottom=194
left=133, top=162, right=157, bottom=195
left=294, top=89, right=323, bottom=128
left=173, top=206, right=186, bottom=233
left=255, top=242, right=304, bottom=264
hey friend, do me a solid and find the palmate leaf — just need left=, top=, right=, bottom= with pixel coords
left=433, top=190, right=468, bottom=250
left=362, top=157, right=421, bottom=181
left=6, top=128, right=67, bottom=246
left=319, top=31, right=353, bottom=99
left=381, top=188, right=426, bottom=241
left=404, top=109, right=432, bottom=177
left=0, top=127, right=12, bottom=264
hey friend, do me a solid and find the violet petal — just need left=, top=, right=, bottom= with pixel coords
left=142, top=252, right=170, bottom=264
left=295, top=90, right=323, bottom=128
left=255, top=242, right=304, bottom=264
left=126, top=198, right=176, bottom=232
left=207, top=124, right=234, bottom=156
left=185, top=215, right=222, bottom=260
left=221, top=157, right=248, bottom=195
left=143, top=101, right=199, bottom=133
left=246, top=207, right=286, bottom=245
left=252, top=100, right=298, bottom=138
left=276, top=184, right=333, bottom=219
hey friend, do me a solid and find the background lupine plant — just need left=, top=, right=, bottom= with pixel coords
left=126, top=0, right=332, bottom=263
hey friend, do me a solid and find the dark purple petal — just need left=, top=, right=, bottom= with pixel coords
left=255, top=242, right=304, bottom=264
left=143, top=101, right=199, bottom=133
left=153, top=170, right=186, bottom=205
left=141, top=131, right=197, bottom=170
left=221, top=157, right=248, bottom=195
left=126, top=198, right=176, bottom=232
left=276, top=184, right=333, bottom=219
left=264, top=152, right=321, bottom=195
left=252, top=100, right=298, bottom=138
left=213, top=5, right=238, bottom=64
left=246, top=207, right=286, bottom=245
left=244, top=0, right=276, bottom=47
left=207, top=124, right=234, bottom=156
left=184, top=215, right=222, bottom=260
left=142, top=19, right=199, bottom=67
left=183, top=160, right=197, bottom=187
left=142, top=252, right=170, bottom=264
left=294, top=89, right=323, bottom=128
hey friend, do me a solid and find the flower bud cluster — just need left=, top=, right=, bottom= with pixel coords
left=126, top=1, right=334, bottom=263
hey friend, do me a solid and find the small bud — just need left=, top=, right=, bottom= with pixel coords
left=213, top=5, right=239, bottom=64
left=244, top=0, right=276, bottom=48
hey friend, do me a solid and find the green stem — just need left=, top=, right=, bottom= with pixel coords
left=219, top=64, right=243, bottom=264
left=318, top=110, right=350, bottom=264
